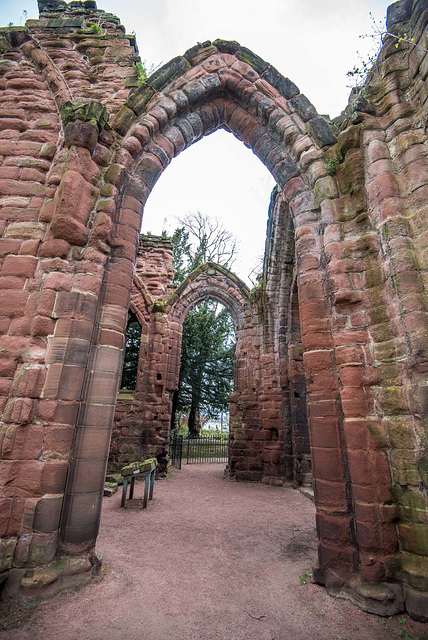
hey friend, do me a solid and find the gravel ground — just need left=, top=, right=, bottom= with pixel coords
left=2, top=464, right=427, bottom=640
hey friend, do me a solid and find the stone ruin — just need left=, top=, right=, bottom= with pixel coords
left=0, top=0, right=427, bottom=621
left=111, top=233, right=311, bottom=485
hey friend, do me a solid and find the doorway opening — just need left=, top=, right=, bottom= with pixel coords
left=170, top=299, right=235, bottom=468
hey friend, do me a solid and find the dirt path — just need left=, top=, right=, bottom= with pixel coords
left=2, top=464, right=427, bottom=640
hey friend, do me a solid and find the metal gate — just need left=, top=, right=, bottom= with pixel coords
left=170, top=432, right=228, bottom=469
left=171, top=432, right=183, bottom=470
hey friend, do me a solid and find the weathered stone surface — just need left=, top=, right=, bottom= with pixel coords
left=126, top=84, right=157, bottom=115
left=236, top=47, right=269, bottom=74
left=32, top=496, right=63, bottom=534
left=147, top=57, right=190, bottom=92
left=212, top=39, right=240, bottom=54
left=308, top=117, right=337, bottom=148
left=0, top=537, right=17, bottom=572
left=49, top=170, right=97, bottom=245
left=103, top=482, right=118, bottom=496
left=60, top=101, right=108, bottom=129
left=64, top=121, right=99, bottom=151
left=386, top=0, right=413, bottom=31
left=289, top=94, right=318, bottom=121
left=184, top=41, right=217, bottom=65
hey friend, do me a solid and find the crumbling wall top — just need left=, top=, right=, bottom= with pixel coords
left=38, top=1, right=98, bottom=15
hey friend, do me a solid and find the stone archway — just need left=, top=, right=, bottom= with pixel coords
left=56, top=39, right=377, bottom=610
left=0, top=0, right=427, bottom=620
left=110, top=254, right=291, bottom=484
left=166, top=262, right=264, bottom=481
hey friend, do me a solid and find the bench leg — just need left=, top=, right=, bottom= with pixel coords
left=149, top=468, right=155, bottom=500
left=129, top=475, right=135, bottom=499
left=143, top=472, right=150, bottom=509
left=121, top=478, right=128, bottom=508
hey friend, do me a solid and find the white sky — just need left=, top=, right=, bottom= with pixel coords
left=2, top=0, right=392, bottom=284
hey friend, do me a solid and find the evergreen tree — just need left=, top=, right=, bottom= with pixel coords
left=171, top=213, right=237, bottom=436
left=120, top=312, right=142, bottom=390
left=177, top=301, right=235, bottom=435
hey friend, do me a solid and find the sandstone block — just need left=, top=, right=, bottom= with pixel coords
left=50, top=170, right=97, bottom=242
left=43, top=271, right=73, bottom=291
left=404, top=586, right=428, bottom=623
left=312, top=447, right=343, bottom=482
left=13, top=364, right=46, bottom=398
left=29, top=531, right=58, bottom=566
left=42, top=426, right=75, bottom=460
left=399, top=523, right=428, bottom=557
left=2, top=397, right=35, bottom=425
left=41, top=461, right=68, bottom=494
left=64, top=120, right=98, bottom=151
left=32, top=495, right=63, bottom=534
left=31, top=315, right=55, bottom=337
left=39, top=239, right=70, bottom=258
left=4, top=222, right=46, bottom=240
left=19, top=239, right=40, bottom=256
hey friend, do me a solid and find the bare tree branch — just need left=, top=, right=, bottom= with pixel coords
left=176, top=211, right=237, bottom=270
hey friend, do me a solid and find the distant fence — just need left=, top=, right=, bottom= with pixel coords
left=170, top=433, right=228, bottom=469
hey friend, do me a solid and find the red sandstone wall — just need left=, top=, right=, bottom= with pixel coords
left=0, top=2, right=138, bottom=594
left=110, top=235, right=174, bottom=471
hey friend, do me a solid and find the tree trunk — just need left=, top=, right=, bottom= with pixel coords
left=188, top=402, right=201, bottom=437
left=170, top=389, right=179, bottom=430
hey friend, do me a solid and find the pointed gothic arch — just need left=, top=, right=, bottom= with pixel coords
left=57, top=43, right=358, bottom=601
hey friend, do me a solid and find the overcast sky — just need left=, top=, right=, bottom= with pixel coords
left=2, top=0, right=392, bottom=284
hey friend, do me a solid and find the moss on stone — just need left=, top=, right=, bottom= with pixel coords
left=184, top=41, right=216, bottom=64
left=5, top=426, right=14, bottom=439
left=0, top=537, right=17, bottom=572
left=386, top=419, right=415, bottom=449
left=111, top=105, right=136, bottom=136
left=152, top=300, right=166, bottom=312
left=392, top=449, right=420, bottom=485
left=29, top=544, right=49, bottom=565
left=314, top=176, right=338, bottom=202
left=367, top=304, right=389, bottom=326
left=236, top=47, right=269, bottom=74
left=145, top=56, right=190, bottom=92
left=371, top=323, right=393, bottom=344
left=366, top=422, right=388, bottom=447
left=105, top=473, right=124, bottom=485
left=117, top=389, right=134, bottom=401
left=402, top=552, right=428, bottom=591
left=379, top=386, right=408, bottom=414
left=399, top=522, right=428, bottom=556
left=374, top=339, right=399, bottom=363
left=336, top=124, right=362, bottom=156
left=365, top=266, right=384, bottom=288
left=396, top=487, right=427, bottom=514
left=104, top=482, right=118, bottom=496
left=60, top=100, right=109, bottom=130
left=126, top=83, right=157, bottom=115
left=417, top=448, right=428, bottom=488
left=212, top=39, right=240, bottom=54
left=121, top=458, right=156, bottom=476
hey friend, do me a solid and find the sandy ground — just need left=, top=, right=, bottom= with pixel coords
left=1, top=464, right=427, bottom=640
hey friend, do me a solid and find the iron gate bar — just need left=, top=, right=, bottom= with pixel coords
left=170, top=432, right=228, bottom=467
left=171, top=432, right=183, bottom=469
left=184, top=435, right=228, bottom=464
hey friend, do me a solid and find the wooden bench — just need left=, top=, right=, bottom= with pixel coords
left=120, top=460, right=156, bottom=509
